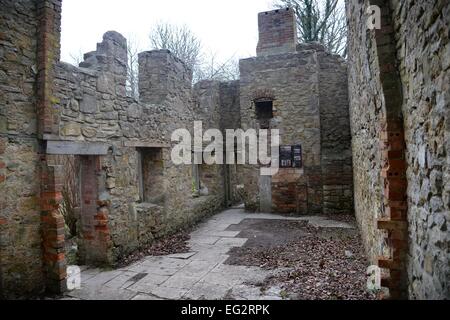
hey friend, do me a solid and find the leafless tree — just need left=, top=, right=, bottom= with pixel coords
left=149, top=23, right=202, bottom=75
left=126, top=35, right=141, bottom=100
left=195, top=52, right=240, bottom=82
left=149, top=22, right=239, bottom=83
left=68, top=48, right=84, bottom=66
left=275, top=0, right=347, bottom=56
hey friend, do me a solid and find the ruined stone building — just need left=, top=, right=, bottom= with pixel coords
left=0, top=0, right=448, bottom=300
left=239, top=9, right=353, bottom=215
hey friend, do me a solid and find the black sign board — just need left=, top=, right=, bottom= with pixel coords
left=280, top=146, right=293, bottom=168
left=293, top=145, right=302, bottom=168
left=279, top=145, right=303, bottom=168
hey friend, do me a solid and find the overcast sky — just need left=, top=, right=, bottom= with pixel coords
left=61, top=0, right=274, bottom=64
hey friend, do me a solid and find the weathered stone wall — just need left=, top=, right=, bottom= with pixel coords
left=240, top=43, right=353, bottom=215
left=347, top=0, right=449, bottom=299
left=390, top=0, right=449, bottom=299
left=0, top=0, right=45, bottom=298
left=52, top=38, right=227, bottom=263
left=318, top=50, right=354, bottom=214
left=346, top=0, right=386, bottom=266
left=219, top=81, right=244, bottom=204
left=240, top=49, right=321, bottom=213
left=219, top=81, right=241, bottom=131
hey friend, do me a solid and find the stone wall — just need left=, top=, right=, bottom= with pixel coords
left=240, top=42, right=353, bottom=215
left=52, top=37, right=228, bottom=264
left=318, top=50, right=354, bottom=214
left=0, top=0, right=45, bottom=298
left=240, top=50, right=321, bottom=213
left=347, top=0, right=449, bottom=299
left=346, top=0, right=386, bottom=266
left=219, top=81, right=244, bottom=204
left=0, top=0, right=235, bottom=296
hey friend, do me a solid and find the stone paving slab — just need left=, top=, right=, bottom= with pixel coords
left=167, top=252, right=198, bottom=259
left=189, top=235, right=221, bottom=245
left=149, top=286, right=189, bottom=300
left=215, top=237, right=248, bottom=247
left=162, top=274, right=202, bottom=289
left=131, top=293, right=163, bottom=300
left=63, top=208, right=353, bottom=300
left=184, top=281, right=232, bottom=300
left=104, top=271, right=140, bottom=289
left=126, top=274, right=171, bottom=293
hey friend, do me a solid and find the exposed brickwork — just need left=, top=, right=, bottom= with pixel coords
left=77, top=156, right=112, bottom=266
left=367, top=0, right=409, bottom=299
left=347, top=0, right=449, bottom=299
left=40, top=155, right=67, bottom=293
left=2, top=1, right=447, bottom=300
left=378, top=120, right=408, bottom=299
left=240, top=42, right=352, bottom=215
left=257, top=8, right=298, bottom=56
left=272, top=168, right=306, bottom=214
left=36, top=0, right=62, bottom=137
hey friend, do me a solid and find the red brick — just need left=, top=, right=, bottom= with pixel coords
left=378, top=257, right=402, bottom=270
left=386, top=207, right=407, bottom=220
left=377, top=218, right=407, bottom=231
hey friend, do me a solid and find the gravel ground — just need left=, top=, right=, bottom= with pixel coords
left=225, top=218, right=376, bottom=300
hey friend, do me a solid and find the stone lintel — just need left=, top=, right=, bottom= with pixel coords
left=47, top=140, right=110, bottom=155
left=124, top=141, right=170, bottom=148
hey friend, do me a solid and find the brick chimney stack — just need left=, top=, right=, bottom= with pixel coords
left=256, top=8, right=298, bottom=56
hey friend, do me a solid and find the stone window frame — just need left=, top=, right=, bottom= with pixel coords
left=252, top=94, right=276, bottom=129
left=137, top=147, right=164, bottom=204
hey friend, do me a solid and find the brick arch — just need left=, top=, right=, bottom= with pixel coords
left=370, top=0, right=408, bottom=299
left=251, top=89, right=276, bottom=102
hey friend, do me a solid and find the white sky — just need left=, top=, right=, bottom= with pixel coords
left=61, top=0, right=275, bottom=64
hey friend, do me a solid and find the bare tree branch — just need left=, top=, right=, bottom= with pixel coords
left=126, top=34, right=140, bottom=100
left=68, top=48, right=84, bottom=66
left=149, top=22, right=239, bottom=83
left=274, top=0, right=347, bottom=57
left=149, top=22, right=202, bottom=75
